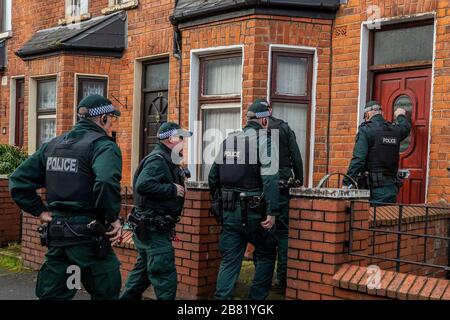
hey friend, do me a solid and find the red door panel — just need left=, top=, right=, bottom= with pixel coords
left=373, top=68, right=431, bottom=204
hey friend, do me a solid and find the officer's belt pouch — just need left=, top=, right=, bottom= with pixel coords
left=369, top=172, right=384, bottom=188
left=221, top=190, right=236, bottom=211
left=248, top=196, right=266, bottom=215
left=37, top=224, right=49, bottom=247
left=92, top=235, right=111, bottom=259
left=210, top=194, right=223, bottom=224
left=48, top=220, right=93, bottom=247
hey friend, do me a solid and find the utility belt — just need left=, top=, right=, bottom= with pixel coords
left=37, top=219, right=112, bottom=259
left=213, top=189, right=266, bottom=227
left=128, top=210, right=179, bottom=241
left=368, top=171, right=400, bottom=188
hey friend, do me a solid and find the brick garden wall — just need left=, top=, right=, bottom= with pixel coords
left=0, top=176, right=21, bottom=246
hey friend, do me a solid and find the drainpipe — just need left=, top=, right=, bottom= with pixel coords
left=171, top=0, right=182, bottom=125
left=325, top=18, right=335, bottom=175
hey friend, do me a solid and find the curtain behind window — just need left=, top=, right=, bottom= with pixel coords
left=201, top=104, right=241, bottom=180
left=204, top=57, right=242, bottom=95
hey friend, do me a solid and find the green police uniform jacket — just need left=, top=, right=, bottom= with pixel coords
left=344, top=114, right=411, bottom=186
left=208, top=121, right=280, bottom=216
left=133, top=142, right=183, bottom=216
left=269, top=116, right=303, bottom=183
left=9, top=119, right=122, bottom=223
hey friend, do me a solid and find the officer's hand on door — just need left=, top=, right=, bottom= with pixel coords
left=39, top=211, right=53, bottom=223
left=174, top=184, right=185, bottom=197
left=394, top=108, right=406, bottom=118
left=261, top=215, right=275, bottom=229
left=106, top=219, right=123, bottom=246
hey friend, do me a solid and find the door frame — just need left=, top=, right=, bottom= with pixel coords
left=357, top=13, right=437, bottom=203
left=139, top=58, right=170, bottom=160
left=131, top=53, right=170, bottom=185
left=8, top=76, right=25, bottom=147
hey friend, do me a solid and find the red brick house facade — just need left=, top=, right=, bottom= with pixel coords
left=0, top=0, right=448, bottom=204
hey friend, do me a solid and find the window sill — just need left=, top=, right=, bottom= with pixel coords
left=0, top=30, right=12, bottom=40
left=58, top=13, right=92, bottom=26
left=101, top=0, right=139, bottom=15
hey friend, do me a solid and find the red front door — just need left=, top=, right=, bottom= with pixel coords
left=373, top=68, right=431, bottom=204
left=15, top=79, right=25, bottom=148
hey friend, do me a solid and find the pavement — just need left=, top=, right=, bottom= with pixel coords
left=0, top=266, right=90, bottom=300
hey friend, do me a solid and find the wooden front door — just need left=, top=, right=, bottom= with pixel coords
left=15, top=79, right=25, bottom=148
left=373, top=68, right=431, bottom=204
left=140, top=60, right=169, bottom=160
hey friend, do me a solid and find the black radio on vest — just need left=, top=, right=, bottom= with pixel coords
left=44, top=131, right=105, bottom=208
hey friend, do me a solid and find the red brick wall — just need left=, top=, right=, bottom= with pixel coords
left=286, top=197, right=370, bottom=300
left=0, top=176, right=21, bottom=246
left=368, top=217, right=449, bottom=277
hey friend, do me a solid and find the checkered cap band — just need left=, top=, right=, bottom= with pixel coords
left=158, top=128, right=178, bottom=139
left=255, top=111, right=271, bottom=118
left=88, top=104, right=115, bottom=117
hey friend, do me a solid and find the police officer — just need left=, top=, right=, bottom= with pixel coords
left=267, top=100, right=303, bottom=292
left=343, top=101, right=411, bottom=204
left=209, top=99, right=280, bottom=300
left=9, top=94, right=123, bottom=300
left=120, top=122, right=192, bottom=300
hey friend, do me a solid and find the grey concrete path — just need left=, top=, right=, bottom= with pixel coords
left=0, top=266, right=90, bottom=300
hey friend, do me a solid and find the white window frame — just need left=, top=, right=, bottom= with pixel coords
left=0, top=0, right=12, bottom=38
left=188, top=45, right=244, bottom=181
left=65, top=0, right=89, bottom=19
left=267, top=44, right=318, bottom=188
left=73, top=73, right=109, bottom=124
left=28, top=75, right=58, bottom=153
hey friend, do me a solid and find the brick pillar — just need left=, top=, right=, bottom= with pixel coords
left=0, top=175, right=22, bottom=246
left=173, top=182, right=220, bottom=299
left=286, top=188, right=370, bottom=300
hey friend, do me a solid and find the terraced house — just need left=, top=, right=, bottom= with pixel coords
left=0, top=0, right=448, bottom=204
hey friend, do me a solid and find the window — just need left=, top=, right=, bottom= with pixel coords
left=77, top=77, right=107, bottom=104
left=270, top=51, right=313, bottom=184
left=37, top=79, right=57, bottom=148
left=199, top=54, right=242, bottom=179
left=0, top=0, right=12, bottom=33
left=65, top=0, right=88, bottom=18
left=370, top=22, right=434, bottom=67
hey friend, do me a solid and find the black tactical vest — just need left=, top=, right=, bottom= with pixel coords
left=218, top=132, right=263, bottom=190
left=133, top=148, right=185, bottom=217
left=366, top=121, right=401, bottom=176
left=44, top=131, right=105, bottom=209
left=269, top=117, right=292, bottom=169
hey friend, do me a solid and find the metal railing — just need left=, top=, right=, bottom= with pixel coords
left=348, top=200, right=450, bottom=278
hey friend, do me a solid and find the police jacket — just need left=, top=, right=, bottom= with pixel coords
left=344, top=114, right=411, bottom=186
left=9, top=119, right=123, bottom=222
left=268, top=116, right=304, bottom=183
left=208, top=121, right=280, bottom=216
left=133, top=142, right=185, bottom=217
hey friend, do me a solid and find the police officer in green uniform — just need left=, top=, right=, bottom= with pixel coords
left=120, top=122, right=192, bottom=300
left=266, top=100, right=303, bottom=292
left=209, top=99, right=280, bottom=300
left=343, top=101, right=411, bottom=204
left=9, top=94, right=123, bottom=300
